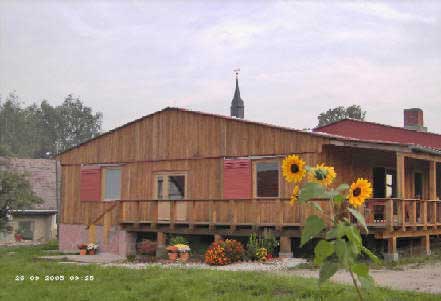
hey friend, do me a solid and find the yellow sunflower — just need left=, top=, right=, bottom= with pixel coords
left=282, top=155, right=306, bottom=183
left=289, top=185, right=299, bottom=206
left=348, top=178, right=372, bottom=207
left=308, top=163, right=336, bottom=186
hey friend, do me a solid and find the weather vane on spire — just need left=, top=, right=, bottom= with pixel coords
left=233, top=68, right=240, bottom=78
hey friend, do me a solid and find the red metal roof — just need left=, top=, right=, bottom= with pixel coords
left=314, top=119, right=441, bottom=150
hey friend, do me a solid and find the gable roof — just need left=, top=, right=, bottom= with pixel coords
left=56, top=107, right=441, bottom=158
left=314, top=118, right=441, bottom=151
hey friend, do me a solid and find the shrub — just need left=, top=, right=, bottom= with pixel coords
left=205, top=241, right=230, bottom=265
left=136, top=239, right=157, bottom=255
left=169, top=235, right=188, bottom=246
left=223, top=239, right=245, bottom=262
left=205, top=239, right=245, bottom=266
left=246, top=230, right=279, bottom=260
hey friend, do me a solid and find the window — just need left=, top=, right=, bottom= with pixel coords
left=104, top=168, right=121, bottom=200
left=373, top=167, right=396, bottom=198
left=255, top=161, right=279, bottom=197
left=155, top=174, right=186, bottom=199
left=18, top=221, right=34, bottom=240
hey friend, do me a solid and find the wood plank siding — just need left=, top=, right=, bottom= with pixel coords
left=58, top=109, right=329, bottom=226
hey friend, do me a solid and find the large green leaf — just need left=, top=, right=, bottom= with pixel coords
left=351, top=262, right=369, bottom=277
left=314, top=240, right=335, bottom=265
left=319, top=261, right=339, bottom=284
left=299, top=183, right=326, bottom=203
left=325, top=222, right=346, bottom=240
left=345, top=226, right=362, bottom=254
left=362, top=246, right=381, bottom=265
left=348, top=207, right=368, bottom=233
left=300, top=215, right=326, bottom=247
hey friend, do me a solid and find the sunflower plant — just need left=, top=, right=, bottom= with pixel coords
left=282, top=155, right=380, bottom=301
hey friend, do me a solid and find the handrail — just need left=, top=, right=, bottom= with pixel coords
left=86, top=202, right=119, bottom=229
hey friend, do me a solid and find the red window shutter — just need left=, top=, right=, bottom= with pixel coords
left=80, top=166, right=101, bottom=201
left=223, top=159, right=251, bottom=199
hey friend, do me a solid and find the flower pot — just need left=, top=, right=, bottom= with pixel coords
left=179, top=252, right=190, bottom=262
left=79, top=249, right=87, bottom=255
left=88, top=250, right=96, bottom=255
left=168, top=252, right=178, bottom=261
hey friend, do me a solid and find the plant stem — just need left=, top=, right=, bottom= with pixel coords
left=349, top=269, right=364, bottom=301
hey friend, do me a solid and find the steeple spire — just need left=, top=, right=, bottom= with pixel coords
left=230, top=69, right=244, bottom=119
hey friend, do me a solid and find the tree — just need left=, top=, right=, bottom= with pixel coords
left=55, top=94, right=102, bottom=154
left=317, top=105, right=366, bottom=127
left=0, top=169, right=42, bottom=231
left=0, top=92, right=102, bottom=158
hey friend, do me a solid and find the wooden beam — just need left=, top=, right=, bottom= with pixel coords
left=385, top=199, right=394, bottom=232
left=429, top=161, right=437, bottom=200
left=421, top=234, right=431, bottom=256
left=422, top=201, right=428, bottom=230
left=396, top=153, right=406, bottom=199
left=387, top=236, right=397, bottom=254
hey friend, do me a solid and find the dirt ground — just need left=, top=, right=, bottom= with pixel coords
left=284, top=263, right=441, bottom=294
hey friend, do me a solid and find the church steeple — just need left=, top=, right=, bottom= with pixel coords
left=230, top=70, right=244, bottom=119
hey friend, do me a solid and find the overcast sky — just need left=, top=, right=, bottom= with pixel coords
left=1, top=1, right=440, bottom=133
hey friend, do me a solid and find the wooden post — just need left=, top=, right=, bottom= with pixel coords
left=385, top=199, right=394, bottom=232
left=385, top=236, right=398, bottom=262
left=410, top=201, right=417, bottom=230
left=396, top=153, right=406, bottom=199
left=434, top=201, right=438, bottom=229
left=422, top=201, right=427, bottom=230
left=399, top=200, right=406, bottom=231
left=156, top=231, right=167, bottom=258
left=170, top=200, right=176, bottom=230
left=88, top=224, right=96, bottom=244
left=421, top=234, right=431, bottom=256
left=279, top=236, right=292, bottom=258
left=429, top=161, right=437, bottom=200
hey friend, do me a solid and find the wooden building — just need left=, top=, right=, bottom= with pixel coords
left=56, top=107, right=441, bottom=260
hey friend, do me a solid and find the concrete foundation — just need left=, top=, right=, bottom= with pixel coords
left=59, top=223, right=136, bottom=257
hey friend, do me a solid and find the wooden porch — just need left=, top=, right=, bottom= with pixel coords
left=113, top=198, right=441, bottom=237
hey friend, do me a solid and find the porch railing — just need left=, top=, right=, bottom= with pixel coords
left=118, top=198, right=441, bottom=231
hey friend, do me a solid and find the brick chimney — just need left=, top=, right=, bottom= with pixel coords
left=404, top=108, right=427, bottom=132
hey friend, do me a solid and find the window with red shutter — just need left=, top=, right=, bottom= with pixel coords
left=223, top=159, right=251, bottom=199
left=80, top=166, right=101, bottom=201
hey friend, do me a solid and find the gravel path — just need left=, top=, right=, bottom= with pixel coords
left=284, top=263, right=441, bottom=295
left=105, top=258, right=307, bottom=271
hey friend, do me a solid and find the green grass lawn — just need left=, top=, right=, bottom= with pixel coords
left=0, top=244, right=440, bottom=301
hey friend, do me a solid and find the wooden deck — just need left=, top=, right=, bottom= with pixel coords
left=113, top=198, right=441, bottom=238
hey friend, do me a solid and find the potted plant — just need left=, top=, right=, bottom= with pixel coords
left=78, top=244, right=88, bottom=255
left=14, top=229, right=23, bottom=242
left=166, top=245, right=178, bottom=261
left=87, top=243, right=98, bottom=255
left=176, top=244, right=191, bottom=262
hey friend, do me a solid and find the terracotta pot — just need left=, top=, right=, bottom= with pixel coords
left=168, top=252, right=178, bottom=261
left=79, top=249, right=87, bottom=255
left=179, top=252, right=190, bottom=262
left=88, top=250, right=96, bottom=255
